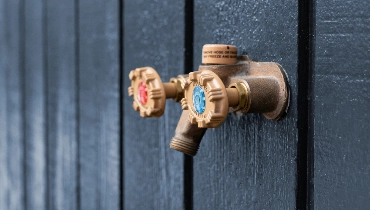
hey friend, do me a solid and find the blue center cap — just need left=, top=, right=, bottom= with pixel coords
left=192, top=86, right=206, bottom=114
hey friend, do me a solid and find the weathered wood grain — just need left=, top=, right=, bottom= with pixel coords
left=45, top=0, right=78, bottom=209
left=313, top=1, right=370, bottom=208
left=0, top=0, right=6, bottom=206
left=0, top=1, right=25, bottom=210
left=78, top=0, right=120, bottom=209
left=24, top=0, right=47, bottom=209
left=123, top=0, right=185, bottom=209
left=193, top=1, right=298, bottom=209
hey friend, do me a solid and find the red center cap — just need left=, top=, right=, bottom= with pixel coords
left=138, top=82, right=148, bottom=105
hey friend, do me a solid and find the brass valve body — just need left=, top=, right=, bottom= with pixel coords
left=170, top=54, right=289, bottom=156
left=199, top=56, right=289, bottom=120
left=128, top=44, right=289, bottom=157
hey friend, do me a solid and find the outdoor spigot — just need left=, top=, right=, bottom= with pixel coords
left=128, top=67, right=186, bottom=117
left=128, top=44, right=289, bottom=157
left=169, top=44, right=290, bottom=156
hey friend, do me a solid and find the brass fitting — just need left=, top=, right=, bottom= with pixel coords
left=128, top=44, right=289, bottom=156
left=169, top=44, right=289, bottom=156
left=169, top=110, right=207, bottom=156
left=169, top=75, right=187, bottom=102
left=228, top=82, right=250, bottom=112
left=128, top=67, right=186, bottom=117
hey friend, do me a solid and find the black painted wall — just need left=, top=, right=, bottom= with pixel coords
left=0, top=0, right=369, bottom=210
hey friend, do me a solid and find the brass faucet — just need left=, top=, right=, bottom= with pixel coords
left=128, top=44, right=289, bottom=156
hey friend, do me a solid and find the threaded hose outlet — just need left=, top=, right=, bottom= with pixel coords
left=170, top=137, right=200, bottom=156
left=170, top=110, right=207, bottom=156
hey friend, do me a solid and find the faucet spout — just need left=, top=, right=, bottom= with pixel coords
left=170, top=110, right=207, bottom=156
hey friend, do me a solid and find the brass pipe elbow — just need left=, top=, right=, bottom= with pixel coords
left=169, top=110, right=207, bottom=156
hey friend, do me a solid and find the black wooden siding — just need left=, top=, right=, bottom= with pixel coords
left=0, top=0, right=369, bottom=210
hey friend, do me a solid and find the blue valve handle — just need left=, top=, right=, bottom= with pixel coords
left=192, top=86, right=206, bottom=114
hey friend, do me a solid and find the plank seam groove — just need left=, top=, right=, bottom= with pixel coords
left=19, top=0, right=27, bottom=208
left=74, top=0, right=81, bottom=209
left=297, top=0, right=316, bottom=209
left=184, top=0, right=194, bottom=209
left=42, top=0, right=49, bottom=208
left=119, top=0, right=124, bottom=209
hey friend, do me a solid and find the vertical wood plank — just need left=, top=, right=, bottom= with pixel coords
left=46, top=0, right=78, bottom=210
left=123, top=0, right=185, bottom=209
left=313, top=1, right=370, bottom=208
left=0, top=0, right=6, bottom=206
left=0, top=1, right=25, bottom=210
left=193, top=1, right=298, bottom=209
left=78, top=0, right=120, bottom=209
left=24, top=0, right=47, bottom=209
